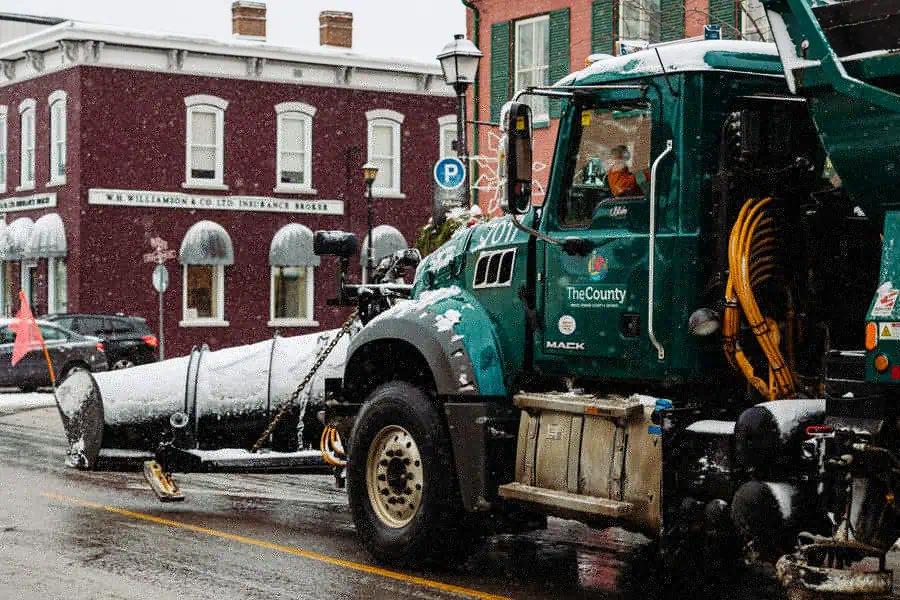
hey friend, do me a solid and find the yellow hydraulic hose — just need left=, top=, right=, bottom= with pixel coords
left=320, top=426, right=347, bottom=468
left=723, top=197, right=797, bottom=400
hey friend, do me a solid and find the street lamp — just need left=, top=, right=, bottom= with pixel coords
left=362, top=162, right=379, bottom=282
left=437, top=34, right=482, bottom=208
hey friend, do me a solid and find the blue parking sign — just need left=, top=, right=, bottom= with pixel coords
left=434, top=157, right=466, bottom=190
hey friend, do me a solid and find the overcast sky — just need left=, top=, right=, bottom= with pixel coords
left=2, top=0, right=467, bottom=63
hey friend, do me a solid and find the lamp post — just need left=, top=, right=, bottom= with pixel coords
left=437, top=34, right=483, bottom=208
left=362, top=162, right=379, bottom=282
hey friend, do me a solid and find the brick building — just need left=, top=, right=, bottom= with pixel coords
left=463, top=0, right=771, bottom=208
left=0, top=3, right=456, bottom=357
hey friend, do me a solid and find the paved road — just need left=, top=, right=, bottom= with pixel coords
left=0, top=405, right=638, bottom=600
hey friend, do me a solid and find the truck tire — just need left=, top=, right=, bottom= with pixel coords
left=347, top=381, right=466, bottom=566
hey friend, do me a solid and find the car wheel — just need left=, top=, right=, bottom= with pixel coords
left=347, top=381, right=470, bottom=567
left=112, top=359, right=135, bottom=370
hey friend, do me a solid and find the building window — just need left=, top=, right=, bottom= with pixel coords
left=741, top=0, right=772, bottom=41
left=184, top=95, right=228, bottom=189
left=438, top=115, right=458, bottom=158
left=271, top=266, right=314, bottom=321
left=18, top=99, right=36, bottom=190
left=179, top=220, right=232, bottom=326
left=274, top=102, right=316, bottom=194
left=514, top=16, right=550, bottom=123
left=0, top=106, right=7, bottom=193
left=48, top=258, right=67, bottom=314
left=619, top=0, right=661, bottom=45
left=366, top=109, right=404, bottom=197
left=183, top=265, right=223, bottom=321
left=48, top=91, right=67, bottom=185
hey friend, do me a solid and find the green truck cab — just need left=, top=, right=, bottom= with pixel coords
left=327, top=2, right=900, bottom=593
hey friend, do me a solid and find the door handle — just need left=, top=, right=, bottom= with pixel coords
left=647, top=140, right=673, bottom=361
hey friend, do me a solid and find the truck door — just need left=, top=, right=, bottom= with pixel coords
left=536, top=99, right=673, bottom=379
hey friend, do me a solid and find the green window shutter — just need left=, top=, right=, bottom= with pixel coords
left=548, top=8, right=570, bottom=119
left=490, top=21, right=511, bottom=123
left=660, top=0, right=685, bottom=42
left=591, top=1, right=615, bottom=55
left=709, top=0, right=738, bottom=39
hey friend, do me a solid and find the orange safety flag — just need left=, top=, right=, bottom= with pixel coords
left=9, top=291, right=55, bottom=385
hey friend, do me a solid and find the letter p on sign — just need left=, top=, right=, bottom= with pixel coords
left=434, top=157, right=465, bottom=191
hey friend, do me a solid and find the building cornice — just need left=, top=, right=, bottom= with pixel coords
left=0, top=20, right=454, bottom=97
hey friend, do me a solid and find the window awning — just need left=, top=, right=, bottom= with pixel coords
left=269, top=223, right=319, bottom=267
left=0, top=217, right=34, bottom=261
left=359, top=225, right=408, bottom=266
left=26, top=213, right=67, bottom=259
left=179, top=220, right=234, bottom=265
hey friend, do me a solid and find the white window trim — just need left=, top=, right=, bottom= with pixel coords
left=0, top=105, right=7, bottom=194
left=438, top=114, right=457, bottom=158
left=48, top=90, right=67, bottom=186
left=17, top=99, right=36, bottom=191
left=741, top=0, right=772, bottom=42
left=274, top=102, right=317, bottom=195
left=20, top=262, right=33, bottom=305
left=47, top=256, right=67, bottom=314
left=183, top=95, right=228, bottom=190
left=180, top=264, right=228, bottom=327
left=366, top=109, right=404, bottom=198
left=268, top=265, right=317, bottom=327
left=514, top=15, right=551, bottom=124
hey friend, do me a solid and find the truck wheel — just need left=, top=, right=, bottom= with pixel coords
left=347, top=381, right=464, bottom=566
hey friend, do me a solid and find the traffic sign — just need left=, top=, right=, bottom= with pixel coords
left=434, top=157, right=466, bottom=190
left=152, top=264, right=169, bottom=293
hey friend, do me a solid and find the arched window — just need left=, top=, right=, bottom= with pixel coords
left=26, top=213, right=67, bottom=314
left=18, top=99, right=35, bottom=190
left=48, top=90, right=67, bottom=185
left=184, top=95, right=228, bottom=189
left=275, top=102, right=316, bottom=194
left=269, top=224, right=318, bottom=326
left=179, top=220, right=233, bottom=326
left=0, top=217, right=34, bottom=306
left=366, top=109, right=404, bottom=197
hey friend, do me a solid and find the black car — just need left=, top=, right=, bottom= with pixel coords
left=0, top=318, right=108, bottom=391
left=43, top=313, right=158, bottom=369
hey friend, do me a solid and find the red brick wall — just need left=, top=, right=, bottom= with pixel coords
left=686, top=0, right=711, bottom=37
left=0, top=66, right=454, bottom=356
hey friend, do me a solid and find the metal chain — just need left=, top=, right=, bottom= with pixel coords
left=250, top=310, right=359, bottom=453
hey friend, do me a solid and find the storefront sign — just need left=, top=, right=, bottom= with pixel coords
left=88, top=188, right=344, bottom=215
left=0, top=192, right=57, bottom=212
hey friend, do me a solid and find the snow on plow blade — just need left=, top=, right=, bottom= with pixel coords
left=776, top=540, right=893, bottom=599
left=55, top=330, right=350, bottom=471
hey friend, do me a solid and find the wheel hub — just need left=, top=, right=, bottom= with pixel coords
left=366, top=425, right=424, bottom=528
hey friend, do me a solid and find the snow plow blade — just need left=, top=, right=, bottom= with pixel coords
left=143, top=460, right=185, bottom=502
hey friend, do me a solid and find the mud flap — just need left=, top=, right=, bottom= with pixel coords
left=143, top=460, right=185, bottom=502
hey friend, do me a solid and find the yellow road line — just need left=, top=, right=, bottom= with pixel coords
left=42, top=492, right=508, bottom=600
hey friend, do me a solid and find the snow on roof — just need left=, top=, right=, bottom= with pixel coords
left=270, top=223, right=319, bottom=267
left=0, top=19, right=443, bottom=75
left=26, top=212, right=67, bottom=259
left=558, top=40, right=781, bottom=86
left=360, top=225, right=408, bottom=266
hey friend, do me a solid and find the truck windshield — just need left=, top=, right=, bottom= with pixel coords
left=559, top=103, right=652, bottom=228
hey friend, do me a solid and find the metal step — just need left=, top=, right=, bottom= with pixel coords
left=513, top=392, right=644, bottom=420
left=498, top=482, right=634, bottom=518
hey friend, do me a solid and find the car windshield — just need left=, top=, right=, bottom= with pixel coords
left=559, top=102, right=652, bottom=228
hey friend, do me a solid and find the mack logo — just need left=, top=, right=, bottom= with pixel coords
left=609, top=205, right=628, bottom=218
left=546, top=340, right=585, bottom=351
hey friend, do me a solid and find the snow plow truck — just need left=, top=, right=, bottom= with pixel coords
left=311, top=0, right=900, bottom=596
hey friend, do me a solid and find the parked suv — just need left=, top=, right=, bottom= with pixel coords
left=43, top=314, right=158, bottom=369
left=0, top=319, right=108, bottom=391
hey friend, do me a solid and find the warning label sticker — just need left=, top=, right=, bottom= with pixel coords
left=879, top=322, right=900, bottom=341
left=872, top=290, right=899, bottom=317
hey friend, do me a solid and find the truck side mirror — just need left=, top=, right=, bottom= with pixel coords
left=499, top=101, right=533, bottom=215
left=314, top=230, right=358, bottom=258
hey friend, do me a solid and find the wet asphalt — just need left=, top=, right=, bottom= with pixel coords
left=0, top=404, right=639, bottom=600
left=2, top=404, right=896, bottom=599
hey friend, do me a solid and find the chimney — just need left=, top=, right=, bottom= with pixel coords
left=232, top=1, right=266, bottom=40
left=319, top=11, right=353, bottom=49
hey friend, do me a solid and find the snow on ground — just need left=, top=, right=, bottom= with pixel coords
left=0, top=390, right=56, bottom=416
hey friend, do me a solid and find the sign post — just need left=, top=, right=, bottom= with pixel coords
left=143, top=237, right=176, bottom=360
